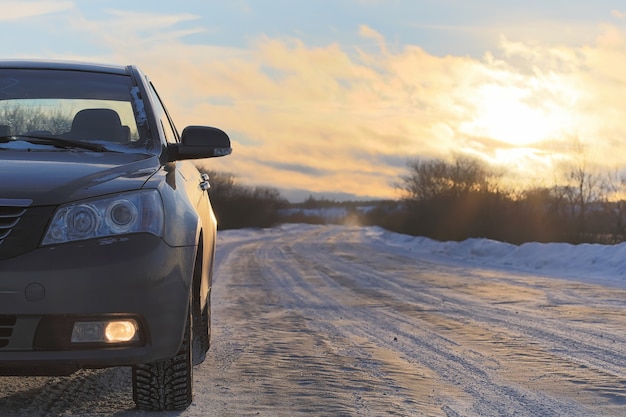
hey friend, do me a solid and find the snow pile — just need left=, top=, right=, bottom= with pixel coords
left=362, top=226, right=626, bottom=288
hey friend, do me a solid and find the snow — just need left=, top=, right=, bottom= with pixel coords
left=2, top=223, right=625, bottom=416
left=209, top=224, right=626, bottom=416
left=221, top=223, right=626, bottom=289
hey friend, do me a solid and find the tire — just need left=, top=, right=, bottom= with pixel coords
left=132, top=304, right=193, bottom=411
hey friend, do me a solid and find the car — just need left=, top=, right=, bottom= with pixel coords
left=0, top=60, right=231, bottom=411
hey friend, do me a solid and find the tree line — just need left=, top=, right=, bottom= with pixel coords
left=381, top=154, right=626, bottom=244
left=0, top=104, right=72, bottom=134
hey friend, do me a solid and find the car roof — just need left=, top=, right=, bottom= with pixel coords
left=0, top=59, right=130, bottom=75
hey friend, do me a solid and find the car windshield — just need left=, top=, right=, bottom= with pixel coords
left=0, top=68, right=148, bottom=151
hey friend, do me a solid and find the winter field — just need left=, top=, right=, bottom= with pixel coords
left=1, top=224, right=625, bottom=416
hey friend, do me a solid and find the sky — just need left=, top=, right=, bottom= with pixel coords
left=2, top=0, right=626, bottom=201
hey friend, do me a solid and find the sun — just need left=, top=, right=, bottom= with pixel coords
left=451, top=78, right=586, bottom=186
left=454, top=78, right=583, bottom=182
left=460, top=83, right=564, bottom=147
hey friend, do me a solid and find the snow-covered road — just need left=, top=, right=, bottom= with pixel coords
left=2, top=225, right=626, bottom=416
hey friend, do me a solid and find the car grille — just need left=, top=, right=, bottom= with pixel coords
left=0, top=205, right=28, bottom=246
left=0, top=315, right=17, bottom=349
left=0, top=201, right=55, bottom=260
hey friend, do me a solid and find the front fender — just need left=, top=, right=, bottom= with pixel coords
left=145, top=162, right=215, bottom=311
left=147, top=165, right=201, bottom=248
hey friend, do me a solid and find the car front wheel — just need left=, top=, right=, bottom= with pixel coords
left=132, top=303, right=193, bottom=411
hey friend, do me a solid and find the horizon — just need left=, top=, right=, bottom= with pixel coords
left=3, top=1, right=626, bottom=199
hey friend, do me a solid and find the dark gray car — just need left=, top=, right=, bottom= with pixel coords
left=0, top=60, right=231, bottom=411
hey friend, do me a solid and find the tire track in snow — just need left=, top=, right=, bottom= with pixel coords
left=0, top=368, right=135, bottom=417
left=284, top=231, right=589, bottom=416
left=219, top=225, right=626, bottom=416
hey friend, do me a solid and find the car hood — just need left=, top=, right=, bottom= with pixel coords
left=0, top=150, right=161, bottom=206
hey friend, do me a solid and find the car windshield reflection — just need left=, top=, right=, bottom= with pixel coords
left=0, top=99, right=142, bottom=144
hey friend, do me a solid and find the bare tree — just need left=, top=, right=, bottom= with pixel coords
left=399, top=158, right=450, bottom=201
left=399, top=154, right=496, bottom=201
left=599, top=168, right=626, bottom=242
left=556, top=138, right=607, bottom=242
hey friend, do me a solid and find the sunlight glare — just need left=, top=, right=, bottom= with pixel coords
left=461, top=83, right=563, bottom=147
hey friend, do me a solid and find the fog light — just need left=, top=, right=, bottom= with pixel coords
left=71, top=319, right=139, bottom=343
left=105, top=320, right=138, bottom=343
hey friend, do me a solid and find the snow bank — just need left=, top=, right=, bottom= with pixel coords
left=362, top=226, right=626, bottom=288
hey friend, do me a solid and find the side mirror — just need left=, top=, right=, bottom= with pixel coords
left=168, top=126, right=232, bottom=161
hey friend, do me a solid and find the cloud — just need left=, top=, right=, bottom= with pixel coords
left=0, top=1, right=73, bottom=21
left=259, top=161, right=329, bottom=177
left=102, top=9, right=202, bottom=33
left=358, top=25, right=387, bottom=54
left=69, top=9, right=206, bottom=48
left=20, top=8, right=626, bottom=199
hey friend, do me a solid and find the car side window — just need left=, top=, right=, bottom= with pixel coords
left=147, top=82, right=179, bottom=145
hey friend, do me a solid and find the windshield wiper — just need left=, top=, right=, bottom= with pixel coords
left=0, top=134, right=109, bottom=152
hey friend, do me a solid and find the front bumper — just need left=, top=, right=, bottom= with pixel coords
left=0, top=234, right=195, bottom=375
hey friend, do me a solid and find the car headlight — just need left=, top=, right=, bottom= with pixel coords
left=42, top=190, right=164, bottom=245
